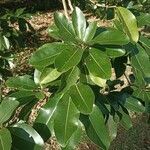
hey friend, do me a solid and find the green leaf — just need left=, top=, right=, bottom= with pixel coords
left=0, top=35, right=10, bottom=51
left=105, top=47, right=126, bottom=58
left=6, top=75, right=37, bottom=90
left=62, top=66, right=80, bottom=91
left=29, top=43, right=65, bottom=69
left=89, top=73, right=107, bottom=87
left=89, top=105, right=111, bottom=150
left=48, top=24, right=61, bottom=40
left=86, top=48, right=112, bottom=79
left=0, top=97, right=19, bottom=125
left=113, top=56, right=127, bottom=78
left=107, top=115, right=117, bottom=141
left=54, top=93, right=79, bottom=147
left=83, top=22, right=97, bottom=42
left=54, top=12, right=75, bottom=42
left=55, top=45, right=83, bottom=72
left=116, top=7, right=139, bottom=43
left=137, top=13, right=150, bottom=27
left=72, top=7, right=86, bottom=39
left=34, top=69, right=41, bottom=85
left=91, top=28, right=129, bottom=45
left=69, top=83, right=95, bottom=114
left=34, top=94, right=62, bottom=141
left=10, top=122, right=44, bottom=150
left=62, top=122, right=82, bottom=150
left=125, top=96, right=145, bottom=112
left=0, top=128, right=12, bottom=150
left=119, top=108, right=132, bottom=130
left=40, top=67, right=62, bottom=85
left=131, top=43, right=150, bottom=78
left=139, top=36, right=150, bottom=57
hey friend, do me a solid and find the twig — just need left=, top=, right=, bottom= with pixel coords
left=62, top=0, right=69, bottom=19
left=67, top=0, right=73, bottom=12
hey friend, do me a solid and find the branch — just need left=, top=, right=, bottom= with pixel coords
left=62, top=0, right=69, bottom=19
left=67, top=0, right=73, bottom=12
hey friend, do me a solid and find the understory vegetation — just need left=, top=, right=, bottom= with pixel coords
left=0, top=0, right=150, bottom=150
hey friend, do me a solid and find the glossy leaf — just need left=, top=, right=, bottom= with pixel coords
left=54, top=12, right=75, bottom=42
left=72, top=7, right=86, bottom=39
left=64, top=66, right=80, bottom=90
left=10, top=122, right=44, bottom=150
left=54, top=93, right=79, bottom=147
left=107, top=116, right=117, bottom=141
left=6, top=75, right=37, bottom=90
left=29, top=43, right=66, bottom=69
left=137, top=13, right=150, bottom=27
left=131, top=43, right=150, bottom=78
left=40, top=67, right=61, bottom=85
left=34, top=94, right=62, bottom=141
left=116, top=7, right=139, bottom=43
left=0, top=97, right=19, bottom=125
left=48, top=24, right=61, bottom=40
left=55, top=45, right=83, bottom=72
left=86, top=48, right=112, bottom=79
left=0, top=128, right=12, bottom=150
left=83, top=22, right=97, bottom=42
left=89, top=105, right=111, bottom=150
left=69, top=83, right=95, bottom=114
left=89, top=73, right=107, bottom=87
left=9, top=91, right=36, bottom=105
left=119, top=108, right=132, bottom=130
left=91, top=28, right=129, bottom=45
left=62, top=122, right=82, bottom=150
left=139, top=36, right=150, bottom=56
left=105, top=47, right=126, bottom=58
left=125, top=96, right=145, bottom=112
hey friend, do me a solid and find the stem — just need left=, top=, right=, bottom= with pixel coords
left=62, top=0, right=69, bottom=19
left=67, top=0, right=73, bottom=12
left=124, top=72, right=131, bottom=86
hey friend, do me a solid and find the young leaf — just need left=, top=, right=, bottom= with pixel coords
left=91, top=28, right=129, bottom=45
left=40, top=67, right=61, bottom=85
left=69, top=83, right=95, bottom=114
left=72, top=7, right=86, bottom=39
left=55, top=45, right=83, bottom=72
left=6, top=75, right=37, bottom=90
left=89, top=105, right=111, bottom=150
left=54, top=93, right=79, bottom=147
left=86, top=48, right=112, bottom=79
left=10, top=122, right=44, bottom=150
left=83, top=22, right=97, bottom=42
left=54, top=12, right=76, bottom=42
left=0, top=128, right=12, bottom=150
left=0, top=97, right=19, bottom=125
left=29, top=43, right=65, bottom=69
left=34, top=94, right=62, bottom=141
left=116, top=7, right=139, bottom=43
